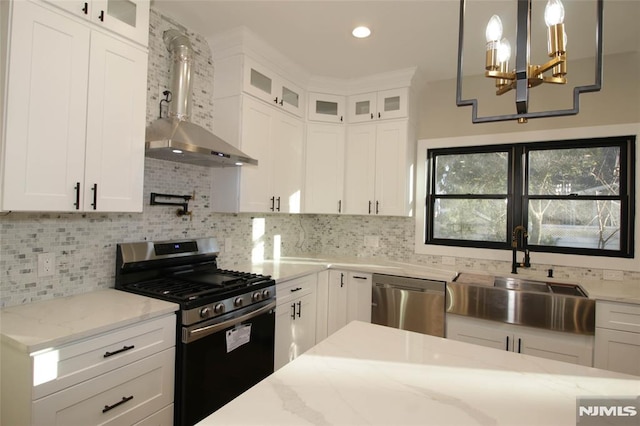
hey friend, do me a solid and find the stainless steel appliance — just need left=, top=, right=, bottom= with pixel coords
left=115, top=238, right=276, bottom=426
left=371, top=274, right=446, bottom=337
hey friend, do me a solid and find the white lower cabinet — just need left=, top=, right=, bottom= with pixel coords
left=326, top=270, right=372, bottom=337
left=274, top=274, right=318, bottom=370
left=1, top=314, right=176, bottom=426
left=594, top=301, right=640, bottom=375
left=447, top=314, right=594, bottom=366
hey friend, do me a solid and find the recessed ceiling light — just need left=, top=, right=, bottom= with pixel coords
left=352, top=26, right=371, bottom=39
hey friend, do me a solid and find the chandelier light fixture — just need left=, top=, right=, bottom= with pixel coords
left=456, top=0, right=604, bottom=124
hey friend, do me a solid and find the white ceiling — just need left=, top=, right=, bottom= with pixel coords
left=151, top=0, right=640, bottom=85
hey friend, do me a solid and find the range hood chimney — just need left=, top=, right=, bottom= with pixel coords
left=145, top=30, right=257, bottom=167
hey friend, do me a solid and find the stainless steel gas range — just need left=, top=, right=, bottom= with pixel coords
left=115, top=237, right=276, bottom=426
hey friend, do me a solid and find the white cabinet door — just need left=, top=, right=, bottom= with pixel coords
left=594, top=328, right=640, bottom=375
left=374, top=121, right=409, bottom=216
left=242, top=57, right=304, bottom=117
left=343, top=124, right=376, bottom=215
left=308, top=93, right=345, bottom=123
left=2, top=1, right=90, bottom=211
left=84, top=31, right=146, bottom=212
left=238, top=97, right=275, bottom=213
left=272, top=111, right=303, bottom=213
left=346, top=272, right=372, bottom=323
left=327, top=270, right=349, bottom=335
left=347, top=88, right=409, bottom=123
left=447, top=315, right=594, bottom=366
left=304, top=123, right=345, bottom=214
left=42, top=0, right=150, bottom=46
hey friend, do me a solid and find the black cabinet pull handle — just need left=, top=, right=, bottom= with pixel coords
left=340, top=273, right=344, bottom=287
left=102, top=395, right=133, bottom=413
left=270, top=196, right=275, bottom=211
left=353, top=276, right=368, bottom=280
left=279, top=99, right=284, bottom=106
left=290, top=303, right=296, bottom=320
left=370, top=113, right=374, bottom=120
left=274, top=97, right=279, bottom=104
left=276, top=196, right=281, bottom=212
left=296, top=301, right=301, bottom=317
left=376, top=200, right=379, bottom=214
left=98, top=10, right=104, bottom=21
left=74, top=182, right=81, bottom=210
left=340, top=116, right=343, bottom=122
left=518, top=338, right=522, bottom=353
left=290, top=287, right=302, bottom=292
left=338, top=200, right=341, bottom=213
left=378, top=112, right=381, bottom=118
left=368, top=200, right=372, bottom=214
left=91, top=183, right=97, bottom=210
left=104, top=345, right=135, bottom=358
left=82, top=2, right=88, bottom=14
left=505, top=336, right=509, bottom=351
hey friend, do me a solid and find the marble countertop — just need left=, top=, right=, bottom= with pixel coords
left=0, top=289, right=178, bottom=353
left=226, top=256, right=640, bottom=305
left=199, top=321, right=640, bottom=426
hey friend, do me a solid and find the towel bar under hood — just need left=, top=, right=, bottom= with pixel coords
left=145, top=30, right=257, bottom=167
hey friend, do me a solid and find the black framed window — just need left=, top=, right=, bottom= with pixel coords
left=426, top=135, right=635, bottom=258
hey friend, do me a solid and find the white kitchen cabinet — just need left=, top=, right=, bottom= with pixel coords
left=1, top=314, right=176, bottom=426
left=275, top=274, right=317, bottom=370
left=41, top=0, right=150, bottom=46
left=1, top=0, right=146, bottom=212
left=327, top=270, right=372, bottom=337
left=304, top=123, right=345, bottom=214
left=594, top=301, right=640, bottom=375
left=308, top=92, right=345, bottom=123
left=211, top=95, right=304, bottom=214
left=447, top=314, right=594, bottom=366
left=243, top=57, right=305, bottom=117
left=343, top=120, right=414, bottom=216
left=347, top=88, right=409, bottom=123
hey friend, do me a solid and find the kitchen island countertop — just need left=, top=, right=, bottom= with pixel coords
left=198, top=321, right=640, bottom=426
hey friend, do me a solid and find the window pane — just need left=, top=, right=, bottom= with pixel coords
left=528, top=146, right=620, bottom=195
left=527, top=200, right=621, bottom=250
left=435, top=152, right=508, bottom=194
left=433, top=199, right=507, bottom=242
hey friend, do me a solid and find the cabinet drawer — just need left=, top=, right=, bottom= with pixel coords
left=276, top=274, right=317, bottom=306
left=32, top=348, right=174, bottom=426
left=133, top=403, right=173, bottom=426
left=596, top=301, right=640, bottom=333
left=33, top=314, right=175, bottom=399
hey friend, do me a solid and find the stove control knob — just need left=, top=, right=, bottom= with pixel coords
left=262, top=289, right=271, bottom=299
left=213, top=303, right=225, bottom=314
left=200, top=307, right=211, bottom=318
left=252, top=291, right=262, bottom=302
left=234, top=297, right=244, bottom=307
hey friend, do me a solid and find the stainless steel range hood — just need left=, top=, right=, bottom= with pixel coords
left=145, top=30, right=257, bottom=167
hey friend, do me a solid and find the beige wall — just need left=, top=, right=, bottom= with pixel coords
left=417, top=52, right=640, bottom=139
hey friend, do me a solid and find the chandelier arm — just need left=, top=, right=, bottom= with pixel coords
left=532, top=56, right=566, bottom=77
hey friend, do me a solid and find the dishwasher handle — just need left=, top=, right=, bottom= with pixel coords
left=372, top=274, right=445, bottom=294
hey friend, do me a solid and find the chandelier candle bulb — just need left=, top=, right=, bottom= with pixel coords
left=485, top=15, right=503, bottom=70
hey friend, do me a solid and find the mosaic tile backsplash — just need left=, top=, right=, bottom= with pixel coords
left=1, top=9, right=636, bottom=308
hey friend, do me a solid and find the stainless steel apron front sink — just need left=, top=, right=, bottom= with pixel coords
left=447, top=274, right=595, bottom=335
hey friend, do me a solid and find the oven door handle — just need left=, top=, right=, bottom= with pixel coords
left=184, top=300, right=276, bottom=343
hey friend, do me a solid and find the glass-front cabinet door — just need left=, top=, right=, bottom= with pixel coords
left=243, top=57, right=304, bottom=117
left=41, top=0, right=150, bottom=46
left=347, top=88, right=409, bottom=123
left=308, top=93, right=345, bottom=123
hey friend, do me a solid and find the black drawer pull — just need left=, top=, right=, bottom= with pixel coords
left=102, top=395, right=133, bottom=413
left=103, top=345, right=135, bottom=358
left=353, top=276, right=368, bottom=280
left=290, top=287, right=303, bottom=292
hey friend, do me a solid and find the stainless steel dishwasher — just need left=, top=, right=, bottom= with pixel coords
left=371, top=274, right=446, bottom=337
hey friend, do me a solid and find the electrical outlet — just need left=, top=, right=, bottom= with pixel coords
left=603, top=269, right=624, bottom=281
left=442, top=256, right=456, bottom=266
left=364, top=236, right=379, bottom=247
left=37, top=253, right=55, bottom=277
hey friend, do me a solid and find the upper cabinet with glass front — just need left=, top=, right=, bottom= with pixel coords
left=42, top=0, right=150, bottom=46
left=243, top=57, right=305, bottom=117
left=347, top=87, right=409, bottom=123
left=308, top=93, right=346, bottom=123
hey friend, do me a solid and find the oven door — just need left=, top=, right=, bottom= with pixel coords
left=176, top=300, right=276, bottom=426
